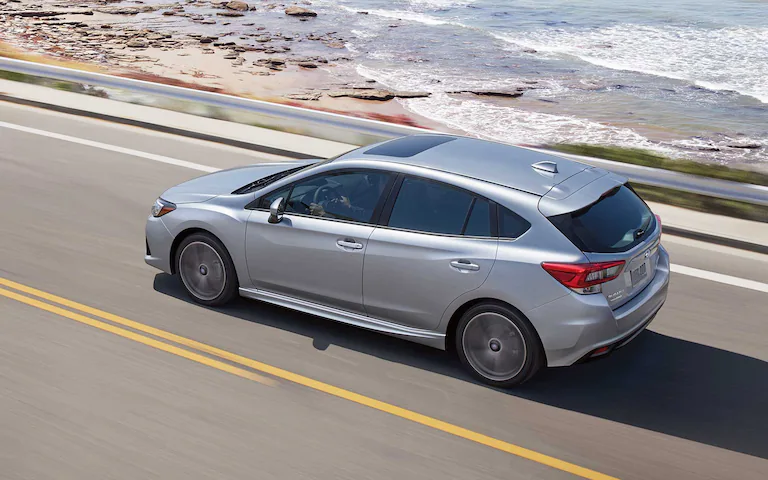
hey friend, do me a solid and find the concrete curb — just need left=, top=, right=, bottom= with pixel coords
left=3, top=93, right=766, bottom=256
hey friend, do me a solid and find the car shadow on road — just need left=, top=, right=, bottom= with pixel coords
left=154, top=273, right=767, bottom=460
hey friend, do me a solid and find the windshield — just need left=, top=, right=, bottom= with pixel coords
left=548, top=185, right=655, bottom=253
left=232, top=165, right=309, bottom=194
left=232, top=152, right=352, bottom=195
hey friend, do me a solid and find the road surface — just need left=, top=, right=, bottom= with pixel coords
left=1, top=101, right=766, bottom=480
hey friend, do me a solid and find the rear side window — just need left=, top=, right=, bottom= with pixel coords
left=463, top=198, right=492, bottom=237
left=548, top=185, right=654, bottom=253
left=498, top=206, right=531, bottom=239
left=387, top=177, right=474, bottom=235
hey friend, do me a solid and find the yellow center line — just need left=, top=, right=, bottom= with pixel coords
left=0, top=276, right=617, bottom=480
left=0, top=286, right=274, bottom=386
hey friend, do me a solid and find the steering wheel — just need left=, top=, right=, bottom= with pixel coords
left=313, top=185, right=342, bottom=205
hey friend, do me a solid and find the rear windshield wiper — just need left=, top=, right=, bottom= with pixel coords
left=634, top=212, right=655, bottom=239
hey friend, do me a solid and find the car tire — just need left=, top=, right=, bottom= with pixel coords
left=455, top=303, right=543, bottom=388
left=175, top=232, right=239, bottom=307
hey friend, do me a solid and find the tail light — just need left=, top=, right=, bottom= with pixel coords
left=541, top=261, right=626, bottom=294
left=655, top=214, right=662, bottom=237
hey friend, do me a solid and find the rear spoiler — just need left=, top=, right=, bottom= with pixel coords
left=538, top=167, right=628, bottom=217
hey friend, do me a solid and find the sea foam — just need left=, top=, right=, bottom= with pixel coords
left=495, top=24, right=768, bottom=104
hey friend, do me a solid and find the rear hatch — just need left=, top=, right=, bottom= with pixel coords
left=540, top=170, right=661, bottom=309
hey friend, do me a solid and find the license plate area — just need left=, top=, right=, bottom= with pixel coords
left=630, top=262, right=648, bottom=286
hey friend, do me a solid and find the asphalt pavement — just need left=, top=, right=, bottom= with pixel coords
left=1, top=101, right=767, bottom=480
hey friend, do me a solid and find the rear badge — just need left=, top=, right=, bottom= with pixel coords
left=644, top=249, right=651, bottom=258
left=608, top=290, right=624, bottom=302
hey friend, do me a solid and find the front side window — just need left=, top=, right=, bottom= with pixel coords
left=387, top=177, right=476, bottom=235
left=257, top=185, right=291, bottom=209
left=284, top=170, right=393, bottom=224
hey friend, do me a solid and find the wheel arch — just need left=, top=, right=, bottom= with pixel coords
left=445, top=298, right=547, bottom=364
left=170, top=227, right=226, bottom=275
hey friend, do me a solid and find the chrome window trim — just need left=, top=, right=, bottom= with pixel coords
left=251, top=207, right=527, bottom=240
left=250, top=208, right=380, bottom=227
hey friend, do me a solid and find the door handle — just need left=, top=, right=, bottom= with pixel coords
left=337, top=239, right=363, bottom=250
left=450, top=260, right=480, bottom=271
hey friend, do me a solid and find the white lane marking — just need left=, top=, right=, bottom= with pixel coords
left=0, top=120, right=221, bottom=173
left=4, top=120, right=767, bottom=293
left=670, top=264, right=768, bottom=293
left=2, top=100, right=296, bottom=163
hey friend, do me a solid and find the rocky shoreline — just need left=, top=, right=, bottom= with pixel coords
left=0, top=0, right=538, bottom=129
left=1, top=1, right=351, bottom=77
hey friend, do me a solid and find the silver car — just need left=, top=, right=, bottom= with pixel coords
left=145, top=134, right=669, bottom=387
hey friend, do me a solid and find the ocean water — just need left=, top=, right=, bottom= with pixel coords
left=306, top=0, right=768, bottom=168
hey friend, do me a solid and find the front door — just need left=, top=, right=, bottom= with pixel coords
left=245, top=169, right=394, bottom=315
left=363, top=176, right=498, bottom=330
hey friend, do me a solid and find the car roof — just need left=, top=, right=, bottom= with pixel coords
left=333, top=134, right=591, bottom=196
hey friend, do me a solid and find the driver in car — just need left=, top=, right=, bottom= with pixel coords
left=309, top=174, right=389, bottom=222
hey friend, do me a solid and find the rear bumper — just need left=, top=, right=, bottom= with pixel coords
left=573, top=304, right=661, bottom=364
left=144, top=216, right=174, bottom=274
left=526, top=246, right=670, bottom=367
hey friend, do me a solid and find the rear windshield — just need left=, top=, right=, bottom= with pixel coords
left=548, top=185, right=655, bottom=253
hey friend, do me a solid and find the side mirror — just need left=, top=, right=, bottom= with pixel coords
left=268, top=197, right=285, bottom=224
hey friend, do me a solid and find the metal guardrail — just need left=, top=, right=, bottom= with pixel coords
left=0, top=57, right=430, bottom=145
left=1, top=57, right=767, bottom=207
left=531, top=149, right=768, bottom=207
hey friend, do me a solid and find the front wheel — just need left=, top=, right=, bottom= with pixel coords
left=455, top=303, right=543, bottom=388
left=175, top=232, right=238, bottom=306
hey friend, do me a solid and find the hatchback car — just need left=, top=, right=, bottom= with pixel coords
left=145, top=134, right=669, bottom=387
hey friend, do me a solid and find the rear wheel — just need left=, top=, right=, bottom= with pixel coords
left=455, top=303, right=542, bottom=388
left=175, top=233, right=238, bottom=306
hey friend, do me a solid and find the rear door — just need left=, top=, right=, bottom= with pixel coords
left=362, top=176, right=498, bottom=331
left=545, top=183, right=660, bottom=309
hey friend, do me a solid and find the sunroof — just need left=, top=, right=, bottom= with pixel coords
left=364, top=135, right=456, bottom=158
